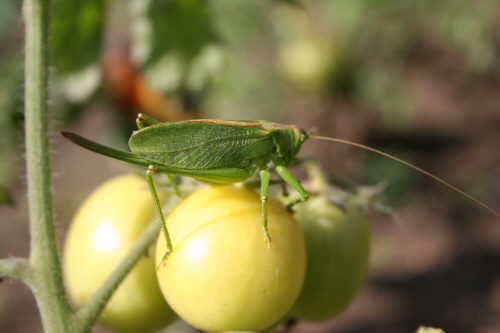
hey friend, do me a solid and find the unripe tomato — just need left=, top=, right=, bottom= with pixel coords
left=278, top=39, right=336, bottom=90
left=64, top=174, right=178, bottom=333
left=289, top=194, right=371, bottom=322
left=156, top=185, right=306, bottom=333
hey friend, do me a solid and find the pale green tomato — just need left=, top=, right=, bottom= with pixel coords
left=64, top=174, right=178, bottom=333
left=156, top=185, right=306, bottom=333
left=277, top=39, right=336, bottom=90
left=290, top=195, right=371, bottom=322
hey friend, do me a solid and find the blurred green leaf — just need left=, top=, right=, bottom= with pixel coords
left=208, top=0, right=272, bottom=47
left=50, top=0, right=105, bottom=75
left=0, top=50, right=24, bottom=194
left=147, top=0, right=217, bottom=65
left=0, top=0, right=19, bottom=41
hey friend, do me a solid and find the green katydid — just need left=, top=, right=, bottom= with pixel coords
left=62, top=113, right=500, bottom=260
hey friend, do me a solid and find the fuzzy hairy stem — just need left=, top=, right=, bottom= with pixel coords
left=21, top=0, right=168, bottom=331
left=23, top=0, right=73, bottom=330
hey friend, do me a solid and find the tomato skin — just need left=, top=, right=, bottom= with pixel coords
left=289, top=195, right=371, bottom=322
left=63, top=174, right=178, bottom=333
left=156, top=185, right=306, bottom=333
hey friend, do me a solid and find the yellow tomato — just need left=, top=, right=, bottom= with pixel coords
left=156, top=185, right=306, bottom=333
left=290, top=195, right=371, bottom=322
left=64, top=174, right=178, bottom=333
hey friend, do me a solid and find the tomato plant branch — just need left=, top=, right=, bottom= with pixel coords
left=73, top=219, right=162, bottom=332
left=23, top=0, right=73, bottom=330
left=0, top=258, right=31, bottom=282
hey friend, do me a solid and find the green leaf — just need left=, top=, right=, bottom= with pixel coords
left=147, top=0, right=218, bottom=65
left=50, top=0, right=105, bottom=74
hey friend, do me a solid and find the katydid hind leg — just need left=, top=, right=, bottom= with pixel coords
left=259, top=167, right=271, bottom=246
left=146, top=166, right=173, bottom=262
left=275, top=165, right=309, bottom=210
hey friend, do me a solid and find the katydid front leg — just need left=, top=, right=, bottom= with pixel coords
left=274, top=164, right=309, bottom=210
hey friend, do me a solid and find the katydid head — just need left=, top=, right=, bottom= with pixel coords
left=288, top=127, right=310, bottom=164
left=259, top=121, right=310, bottom=166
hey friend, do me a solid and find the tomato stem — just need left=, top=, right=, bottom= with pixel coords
left=73, top=217, right=164, bottom=332
left=22, top=0, right=74, bottom=331
left=0, top=258, right=31, bottom=281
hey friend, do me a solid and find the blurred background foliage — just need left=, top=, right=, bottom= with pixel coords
left=1, top=0, right=500, bottom=332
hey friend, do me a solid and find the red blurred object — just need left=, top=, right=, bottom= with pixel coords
left=101, top=46, right=194, bottom=122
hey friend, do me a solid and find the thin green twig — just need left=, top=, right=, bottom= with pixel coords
left=73, top=219, right=162, bottom=332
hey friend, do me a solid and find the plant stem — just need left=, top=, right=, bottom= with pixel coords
left=22, top=1, right=169, bottom=331
left=0, top=258, right=31, bottom=281
left=23, top=0, right=73, bottom=330
left=73, top=219, right=162, bottom=332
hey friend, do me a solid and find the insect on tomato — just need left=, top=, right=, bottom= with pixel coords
left=61, top=114, right=500, bottom=262
left=62, top=115, right=310, bottom=259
